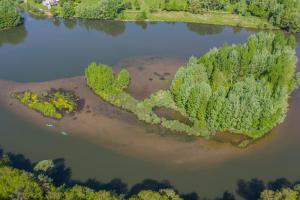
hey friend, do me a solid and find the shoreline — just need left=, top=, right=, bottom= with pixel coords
left=0, top=57, right=282, bottom=167
left=19, top=8, right=277, bottom=31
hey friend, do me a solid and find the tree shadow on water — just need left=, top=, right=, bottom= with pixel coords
left=1, top=146, right=300, bottom=200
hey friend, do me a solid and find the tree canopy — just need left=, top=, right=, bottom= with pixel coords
left=170, top=32, right=298, bottom=138
left=0, top=0, right=22, bottom=30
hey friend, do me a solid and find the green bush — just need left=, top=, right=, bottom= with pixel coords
left=76, top=0, right=124, bottom=19
left=136, top=10, right=147, bottom=20
left=62, top=2, right=75, bottom=18
left=0, top=0, right=22, bottom=30
left=15, top=89, right=79, bottom=119
left=117, top=68, right=130, bottom=90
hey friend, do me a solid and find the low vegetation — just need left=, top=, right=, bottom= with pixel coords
left=0, top=0, right=22, bottom=30
left=14, top=89, right=81, bottom=119
left=86, top=32, right=299, bottom=144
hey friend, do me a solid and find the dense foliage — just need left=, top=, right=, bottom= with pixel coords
left=15, top=89, right=80, bottom=119
left=171, top=32, right=298, bottom=139
left=123, top=0, right=300, bottom=32
left=0, top=154, right=182, bottom=200
left=85, top=63, right=130, bottom=97
left=62, top=2, right=75, bottom=18
left=85, top=63, right=200, bottom=138
left=0, top=0, right=22, bottom=30
left=260, top=187, right=300, bottom=200
left=76, top=0, right=124, bottom=19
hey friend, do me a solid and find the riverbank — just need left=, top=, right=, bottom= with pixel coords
left=121, top=10, right=275, bottom=30
left=18, top=5, right=276, bottom=31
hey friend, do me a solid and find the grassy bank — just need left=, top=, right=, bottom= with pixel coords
left=19, top=0, right=276, bottom=31
left=121, top=10, right=275, bottom=29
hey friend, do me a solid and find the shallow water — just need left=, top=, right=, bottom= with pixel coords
left=0, top=12, right=300, bottom=198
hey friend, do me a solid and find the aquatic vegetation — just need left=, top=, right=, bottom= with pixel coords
left=85, top=64, right=201, bottom=137
left=86, top=32, right=299, bottom=144
left=0, top=0, right=22, bottom=30
left=15, top=89, right=81, bottom=119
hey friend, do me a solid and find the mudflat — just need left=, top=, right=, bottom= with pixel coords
left=0, top=57, right=278, bottom=166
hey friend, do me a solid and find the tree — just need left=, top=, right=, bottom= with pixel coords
left=116, top=68, right=130, bottom=90
left=62, top=2, right=75, bottom=18
left=0, top=0, right=22, bottom=30
left=34, top=160, right=55, bottom=174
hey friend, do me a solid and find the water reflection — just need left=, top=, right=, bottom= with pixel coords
left=78, top=19, right=126, bottom=37
left=0, top=25, right=28, bottom=46
left=135, top=21, right=148, bottom=30
left=186, top=23, right=224, bottom=36
left=63, top=18, right=77, bottom=30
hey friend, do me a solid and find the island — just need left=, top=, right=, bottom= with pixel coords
left=11, top=32, right=298, bottom=148
left=84, top=32, right=299, bottom=147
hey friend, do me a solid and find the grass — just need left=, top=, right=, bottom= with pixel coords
left=121, top=10, right=276, bottom=29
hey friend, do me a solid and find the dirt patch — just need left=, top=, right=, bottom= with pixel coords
left=116, top=56, right=186, bottom=100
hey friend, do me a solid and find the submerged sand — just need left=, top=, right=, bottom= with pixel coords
left=0, top=57, right=279, bottom=166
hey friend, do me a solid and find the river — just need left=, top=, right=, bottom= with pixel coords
left=0, top=12, right=300, bottom=198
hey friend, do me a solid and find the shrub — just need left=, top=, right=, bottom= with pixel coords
left=62, top=2, right=75, bottom=18
left=136, top=10, right=147, bottom=20
left=76, top=0, right=124, bottom=20
left=0, top=0, right=22, bottom=30
left=15, top=89, right=80, bottom=119
left=116, top=68, right=130, bottom=90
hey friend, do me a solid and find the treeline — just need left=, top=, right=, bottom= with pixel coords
left=51, top=0, right=124, bottom=19
left=0, top=154, right=182, bottom=200
left=190, top=0, right=300, bottom=32
left=171, top=32, right=298, bottom=139
left=1, top=153, right=300, bottom=200
left=0, top=0, right=22, bottom=30
left=24, top=0, right=300, bottom=32
left=123, top=0, right=300, bottom=32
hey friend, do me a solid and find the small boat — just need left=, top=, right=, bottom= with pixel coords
left=46, top=123, right=54, bottom=128
left=61, top=131, right=68, bottom=136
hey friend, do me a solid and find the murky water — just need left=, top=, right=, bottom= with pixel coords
left=0, top=12, right=300, bottom=198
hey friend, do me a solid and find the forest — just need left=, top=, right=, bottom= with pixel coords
left=85, top=32, right=299, bottom=143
